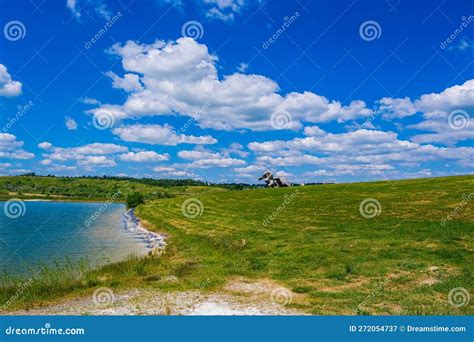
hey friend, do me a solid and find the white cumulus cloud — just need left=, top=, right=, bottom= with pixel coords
left=119, top=151, right=169, bottom=162
left=90, top=38, right=373, bottom=131
left=379, top=80, right=474, bottom=145
left=0, top=133, right=34, bottom=159
left=0, top=64, right=22, bottom=97
left=112, top=124, right=217, bottom=145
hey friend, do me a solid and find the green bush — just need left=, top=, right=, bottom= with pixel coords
left=126, top=191, right=145, bottom=209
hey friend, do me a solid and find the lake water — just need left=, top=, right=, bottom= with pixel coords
left=0, top=201, right=150, bottom=276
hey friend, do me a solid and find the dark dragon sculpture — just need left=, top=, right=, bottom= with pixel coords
left=258, top=171, right=288, bottom=188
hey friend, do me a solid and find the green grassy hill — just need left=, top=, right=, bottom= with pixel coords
left=136, top=175, right=473, bottom=314
left=1, top=175, right=472, bottom=315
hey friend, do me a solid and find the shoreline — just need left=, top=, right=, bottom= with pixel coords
left=123, top=208, right=167, bottom=255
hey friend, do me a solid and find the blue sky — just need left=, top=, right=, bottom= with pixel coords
left=0, top=0, right=473, bottom=183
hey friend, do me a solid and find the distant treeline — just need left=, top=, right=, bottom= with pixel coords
left=0, top=174, right=259, bottom=200
left=16, top=173, right=207, bottom=187
left=13, top=173, right=257, bottom=189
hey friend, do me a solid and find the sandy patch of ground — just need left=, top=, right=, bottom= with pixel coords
left=371, top=303, right=403, bottom=314
left=417, top=277, right=440, bottom=286
left=317, top=276, right=371, bottom=293
left=387, top=265, right=458, bottom=289
left=7, top=278, right=306, bottom=316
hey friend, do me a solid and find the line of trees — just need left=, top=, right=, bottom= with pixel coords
left=8, top=173, right=258, bottom=189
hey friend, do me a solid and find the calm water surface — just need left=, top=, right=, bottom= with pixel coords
left=0, top=201, right=149, bottom=275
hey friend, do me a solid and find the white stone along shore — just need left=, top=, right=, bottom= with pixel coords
left=123, top=208, right=167, bottom=255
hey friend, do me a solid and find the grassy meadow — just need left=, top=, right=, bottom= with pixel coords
left=0, top=175, right=472, bottom=315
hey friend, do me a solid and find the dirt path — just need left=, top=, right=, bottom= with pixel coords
left=9, top=278, right=307, bottom=316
